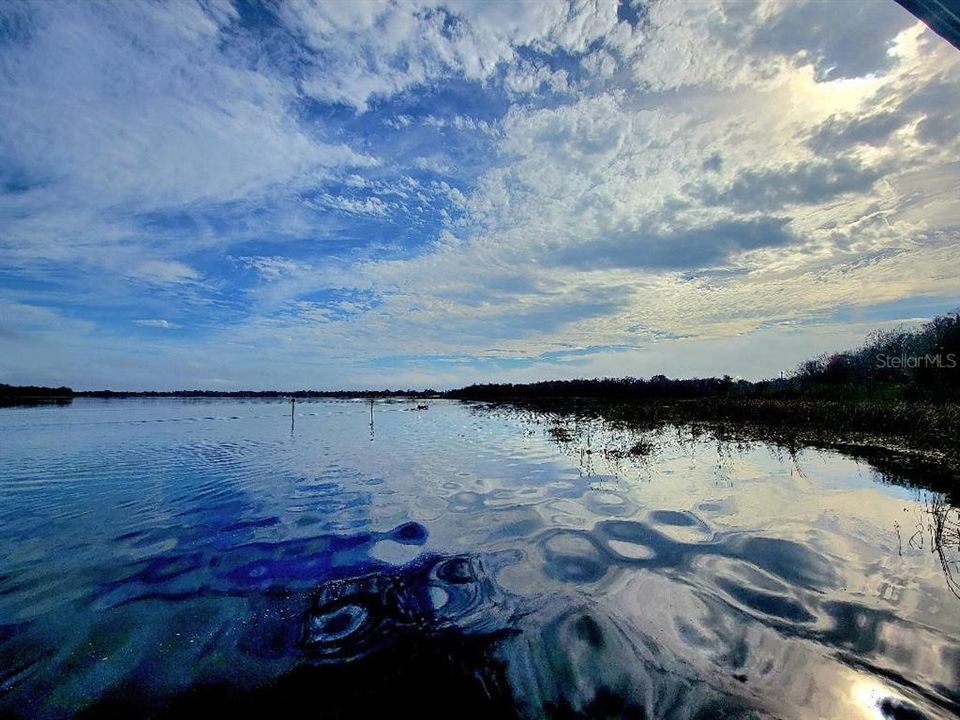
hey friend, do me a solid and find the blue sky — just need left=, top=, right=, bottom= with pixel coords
left=1, top=0, right=958, bottom=390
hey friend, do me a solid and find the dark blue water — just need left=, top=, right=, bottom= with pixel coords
left=0, top=398, right=958, bottom=719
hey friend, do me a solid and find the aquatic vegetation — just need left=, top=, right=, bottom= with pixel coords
left=547, top=424, right=574, bottom=443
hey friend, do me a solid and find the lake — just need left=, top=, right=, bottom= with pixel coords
left=1, top=398, right=958, bottom=719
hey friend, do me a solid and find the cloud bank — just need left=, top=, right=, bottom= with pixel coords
left=1, top=0, right=958, bottom=389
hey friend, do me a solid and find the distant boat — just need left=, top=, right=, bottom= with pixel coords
left=416, top=404, right=429, bottom=410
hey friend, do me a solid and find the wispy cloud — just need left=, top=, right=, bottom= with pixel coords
left=1, top=0, right=958, bottom=389
left=134, top=319, right=182, bottom=329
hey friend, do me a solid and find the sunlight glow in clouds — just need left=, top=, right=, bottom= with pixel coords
left=0, top=0, right=958, bottom=389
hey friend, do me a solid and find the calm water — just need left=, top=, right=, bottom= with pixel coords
left=1, top=398, right=958, bottom=719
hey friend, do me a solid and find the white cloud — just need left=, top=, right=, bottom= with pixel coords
left=248, top=5, right=959, bottom=370
left=2, top=0, right=958, bottom=389
left=316, top=194, right=392, bottom=217
left=130, top=260, right=201, bottom=285
left=0, top=0, right=375, bottom=268
left=134, top=319, right=181, bottom=329
left=279, top=0, right=621, bottom=111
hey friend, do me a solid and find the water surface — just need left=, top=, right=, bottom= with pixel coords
left=0, top=398, right=958, bottom=718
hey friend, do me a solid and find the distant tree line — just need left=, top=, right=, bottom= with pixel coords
left=0, top=383, right=74, bottom=398
left=448, top=375, right=751, bottom=401
left=792, top=311, right=959, bottom=390
left=2, top=311, right=956, bottom=404
left=0, top=386, right=440, bottom=401
left=72, top=389, right=440, bottom=399
left=450, top=311, right=960, bottom=403
left=0, top=384, right=75, bottom=406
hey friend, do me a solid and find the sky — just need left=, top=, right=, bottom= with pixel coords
left=1, top=0, right=958, bottom=390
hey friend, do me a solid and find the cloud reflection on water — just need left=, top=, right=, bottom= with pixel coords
left=0, top=399, right=958, bottom=718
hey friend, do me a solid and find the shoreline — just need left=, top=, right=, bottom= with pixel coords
left=465, top=394, right=960, bottom=497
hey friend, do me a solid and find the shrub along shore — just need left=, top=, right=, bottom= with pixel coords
left=449, top=312, right=960, bottom=468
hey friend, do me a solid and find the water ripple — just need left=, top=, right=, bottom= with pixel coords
left=0, top=399, right=957, bottom=719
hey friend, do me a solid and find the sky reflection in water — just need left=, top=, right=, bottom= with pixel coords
left=0, top=398, right=957, bottom=719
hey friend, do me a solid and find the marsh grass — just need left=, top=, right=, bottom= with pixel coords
left=503, top=400, right=960, bottom=601
left=452, top=312, right=960, bottom=494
